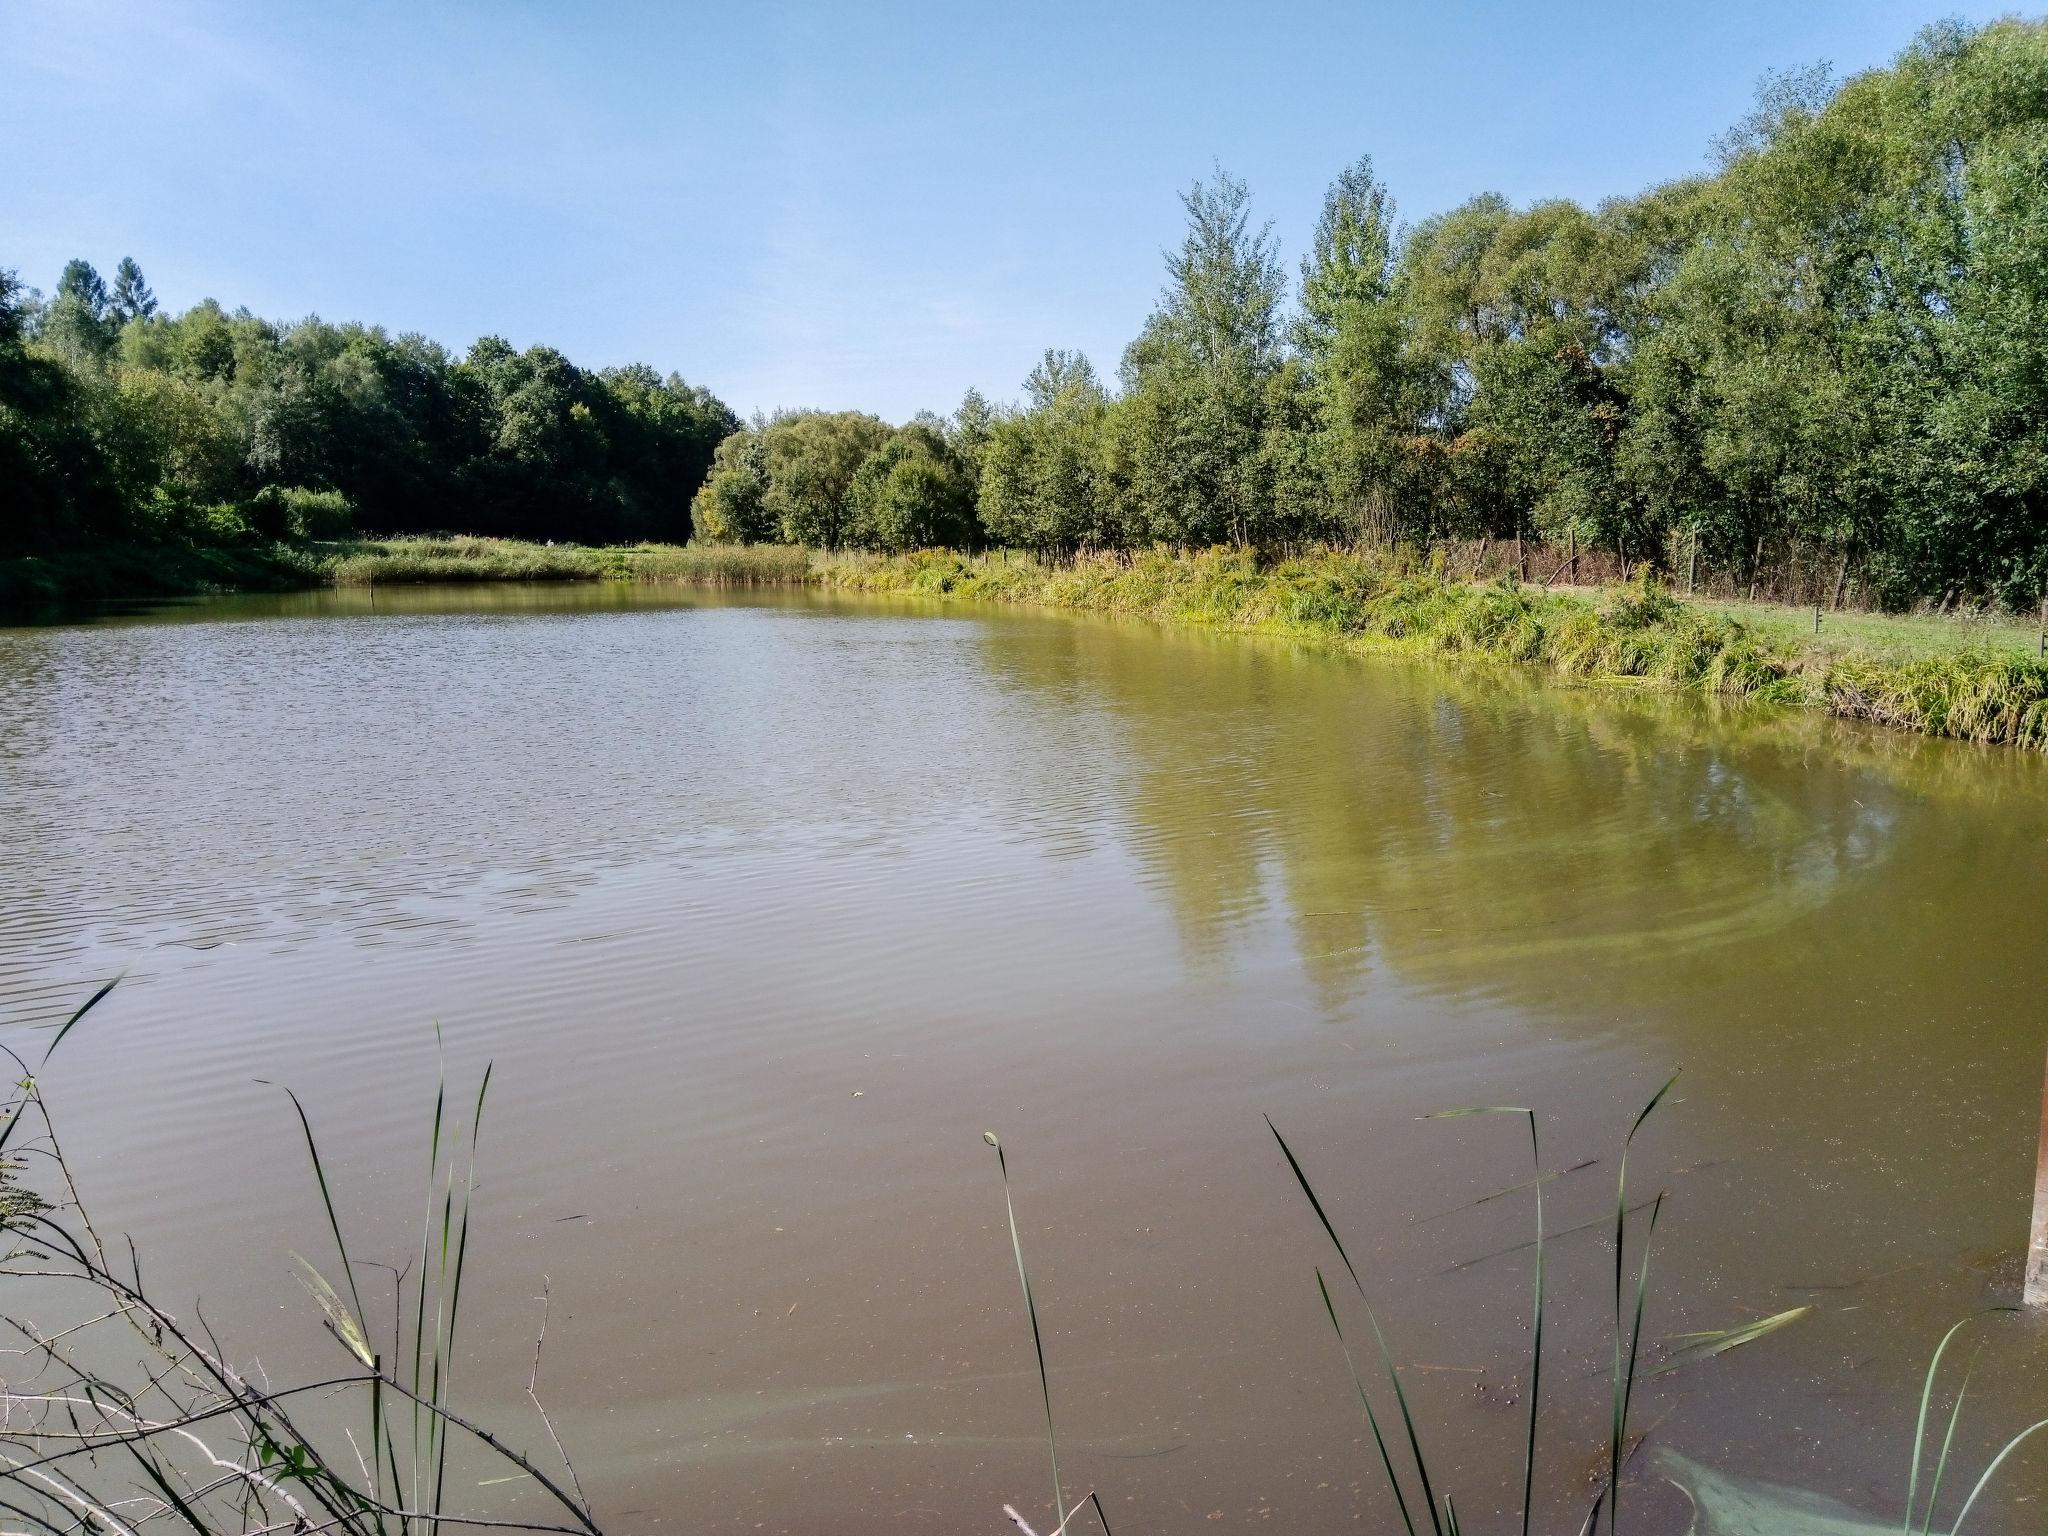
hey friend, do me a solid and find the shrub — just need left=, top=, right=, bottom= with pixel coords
left=247, top=484, right=354, bottom=542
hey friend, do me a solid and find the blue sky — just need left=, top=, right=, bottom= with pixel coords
left=3, top=1, right=2026, bottom=419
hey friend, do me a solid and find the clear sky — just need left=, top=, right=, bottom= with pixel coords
left=3, top=1, right=2027, bottom=420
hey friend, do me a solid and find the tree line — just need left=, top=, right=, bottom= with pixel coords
left=7, top=17, right=2046, bottom=610
left=1, top=256, right=737, bottom=557
left=699, top=18, right=2048, bottom=609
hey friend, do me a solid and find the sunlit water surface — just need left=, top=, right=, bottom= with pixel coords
left=3, top=584, right=2046, bottom=1534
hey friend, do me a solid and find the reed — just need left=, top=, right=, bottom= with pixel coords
left=1259, top=1073, right=1779, bottom=1536
left=329, top=536, right=610, bottom=586
left=0, top=982, right=600, bottom=1536
left=983, top=1131, right=1069, bottom=1534
left=11, top=979, right=2048, bottom=1535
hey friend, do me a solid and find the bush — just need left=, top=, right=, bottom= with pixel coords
left=247, top=485, right=354, bottom=542
left=195, top=503, right=257, bottom=545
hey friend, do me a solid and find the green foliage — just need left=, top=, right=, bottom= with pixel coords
left=1109, top=167, right=1291, bottom=546
left=691, top=431, right=775, bottom=543
left=978, top=358, right=1113, bottom=553
left=17, top=16, right=2048, bottom=615
left=942, top=387, right=1000, bottom=517
left=249, top=484, right=354, bottom=540
left=845, top=423, right=976, bottom=552
left=0, top=261, right=736, bottom=567
left=109, top=257, right=156, bottom=324
left=966, top=18, right=2048, bottom=609
left=758, top=410, right=894, bottom=548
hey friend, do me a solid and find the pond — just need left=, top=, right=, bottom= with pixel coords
left=3, top=583, right=2046, bottom=1534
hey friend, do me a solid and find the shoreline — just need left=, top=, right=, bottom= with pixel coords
left=8, top=537, right=2045, bottom=752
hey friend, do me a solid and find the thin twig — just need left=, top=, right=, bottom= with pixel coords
left=525, top=1281, right=586, bottom=1518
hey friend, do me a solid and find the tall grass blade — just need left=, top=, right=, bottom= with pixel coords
left=1266, top=1114, right=1365, bottom=1296
left=276, top=1084, right=387, bottom=1536
left=433, top=1064, right=492, bottom=1523
left=278, top=1086, right=370, bottom=1334
left=1919, top=1346, right=1979, bottom=1536
left=1428, top=1105, right=1542, bottom=1536
left=41, top=971, right=123, bottom=1067
left=1612, top=1188, right=1663, bottom=1536
left=1316, top=1268, right=1418, bottom=1536
left=1906, top=1317, right=1973, bottom=1534
left=124, top=1440, right=211, bottom=1535
left=1268, top=1116, right=1443, bottom=1536
left=1609, top=1070, right=1679, bottom=1536
left=1943, top=1418, right=2048, bottom=1536
left=1904, top=1309, right=2014, bottom=1535
left=985, top=1132, right=1064, bottom=1532
left=1649, top=1306, right=1810, bottom=1378
left=411, top=1050, right=448, bottom=1525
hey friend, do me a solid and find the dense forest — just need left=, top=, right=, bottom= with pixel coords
left=0, top=258, right=737, bottom=556
left=701, top=17, right=2048, bottom=610
left=6, top=17, right=2046, bottom=609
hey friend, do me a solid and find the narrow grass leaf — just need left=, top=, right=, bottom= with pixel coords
left=1316, top=1268, right=1418, bottom=1536
left=986, top=1132, right=1064, bottom=1532
left=1428, top=1104, right=1543, bottom=1536
left=1266, top=1115, right=1364, bottom=1296
left=1905, top=1310, right=2014, bottom=1535
left=433, top=1064, right=492, bottom=1521
left=1609, top=1071, right=1678, bottom=1536
left=124, top=1441, right=211, bottom=1535
left=278, top=1085, right=371, bottom=1342
left=1268, top=1116, right=1443, bottom=1536
left=1648, top=1307, right=1810, bottom=1378
left=41, top=971, right=123, bottom=1067
left=1919, top=1345, right=1980, bottom=1536
left=1944, top=1418, right=2048, bottom=1536
left=292, top=1252, right=376, bottom=1367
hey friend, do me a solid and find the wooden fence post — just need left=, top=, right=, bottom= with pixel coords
left=2026, top=1044, right=2048, bottom=1306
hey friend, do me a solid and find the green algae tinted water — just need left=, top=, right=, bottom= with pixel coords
left=3, top=584, right=2046, bottom=1533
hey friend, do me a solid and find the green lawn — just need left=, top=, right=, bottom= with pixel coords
left=1674, top=594, right=2046, bottom=661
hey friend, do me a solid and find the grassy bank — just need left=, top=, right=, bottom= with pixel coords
left=11, top=536, right=2046, bottom=751
left=327, top=536, right=812, bottom=586
left=0, top=537, right=810, bottom=616
left=821, top=547, right=2048, bottom=752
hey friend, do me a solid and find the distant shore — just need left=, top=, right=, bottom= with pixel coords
left=7, top=537, right=2045, bottom=752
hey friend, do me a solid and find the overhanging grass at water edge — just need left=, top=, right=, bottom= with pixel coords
left=823, top=548, right=2048, bottom=752
left=11, top=534, right=2046, bottom=751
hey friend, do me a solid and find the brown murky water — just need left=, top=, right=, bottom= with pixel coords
left=4, top=584, right=2047, bottom=1534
